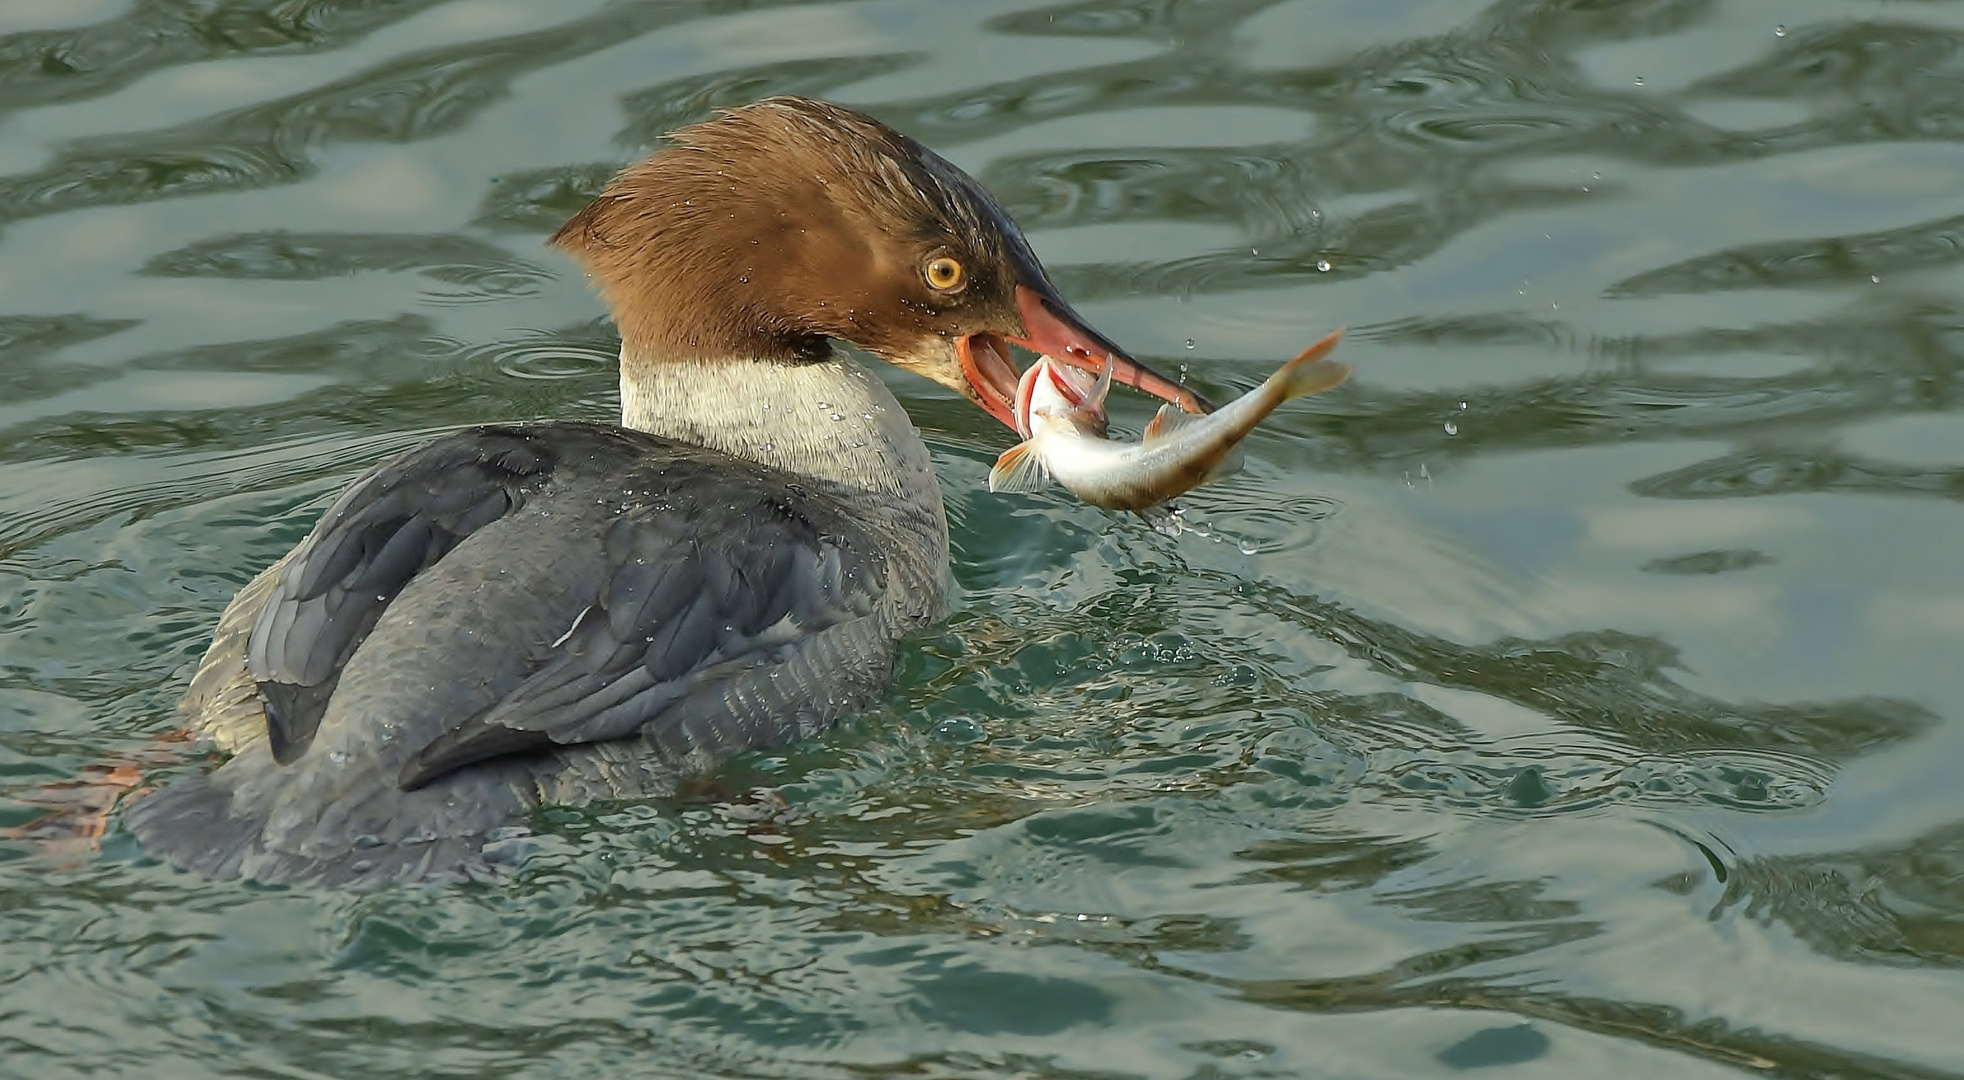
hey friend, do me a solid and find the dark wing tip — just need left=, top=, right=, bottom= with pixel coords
left=398, top=720, right=555, bottom=792
left=260, top=680, right=337, bottom=765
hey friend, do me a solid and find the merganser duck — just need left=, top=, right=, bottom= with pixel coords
left=125, top=97, right=1209, bottom=886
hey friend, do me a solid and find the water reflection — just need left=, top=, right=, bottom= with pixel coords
left=1610, top=210, right=1964, bottom=297
left=0, top=2, right=799, bottom=226
left=0, top=0, right=450, bottom=115
left=142, top=230, right=550, bottom=297
left=0, top=313, right=136, bottom=399
left=1704, top=819, right=1962, bottom=969
left=1699, top=21, right=1964, bottom=149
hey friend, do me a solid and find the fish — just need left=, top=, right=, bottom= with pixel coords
left=987, top=329, right=1349, bottom=512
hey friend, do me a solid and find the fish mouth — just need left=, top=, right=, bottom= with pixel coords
left=1012, top=357, right=1102, bottom=439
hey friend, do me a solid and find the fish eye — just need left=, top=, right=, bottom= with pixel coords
left=924, top=255, right=966, bottom=293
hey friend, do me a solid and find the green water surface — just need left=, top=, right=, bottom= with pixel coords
left=3, top=1, right=1963, bottom=1077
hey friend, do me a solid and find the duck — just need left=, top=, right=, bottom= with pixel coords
left=123, top=97, right=1211, bottom=886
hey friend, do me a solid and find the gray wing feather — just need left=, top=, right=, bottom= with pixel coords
left=396, top=489, right=886, bottom=789
left=243, top=430, right=557, bottom=763
left=143, top=421, right=940, bottom=886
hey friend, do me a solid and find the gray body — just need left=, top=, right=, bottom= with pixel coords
left=127, top=355, right=948, bottom=886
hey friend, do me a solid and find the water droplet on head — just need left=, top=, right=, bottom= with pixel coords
left=1774, top=24, right=1786, bottom=36
left=830, top=413, right=843, bottom=421
left=1444, top=421, right=1459, bottom=436
left=1237, top=538, right=1259, bottom=555
left=1316, top=259, right=1332, bottom=272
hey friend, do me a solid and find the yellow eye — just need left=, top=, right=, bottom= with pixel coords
left=924, top=255, right=965, bottom=292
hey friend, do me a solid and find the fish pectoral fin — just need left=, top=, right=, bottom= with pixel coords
left=1142, top=403, right=1204, bottom=446
left=988, top=441, right=1051, bottom=493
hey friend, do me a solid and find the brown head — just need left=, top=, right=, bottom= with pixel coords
left=549, top=97, right=1208, bottom=429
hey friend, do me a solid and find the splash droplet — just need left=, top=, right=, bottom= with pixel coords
left=1316, top=259, right=1333, bottom=272
left=1871, top=274, right=1881, bottom=284
left=1444, top=421, right=1459, bottom=436
left=1185, top=338, right=1196, bottom=350
left=1591, top=172, right=1602, bottom=181
left=1774, top=24, right=1786, bottom=36
left=1634, top=75, right=1644, bottom=86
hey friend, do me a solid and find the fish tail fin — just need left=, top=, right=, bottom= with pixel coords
left=1271, top=328, right=1350, bottom=402
left=988, top=441, right=1051, bottom=493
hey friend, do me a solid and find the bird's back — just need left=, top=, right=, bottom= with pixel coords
left=127, top=421, right=946, bottom=886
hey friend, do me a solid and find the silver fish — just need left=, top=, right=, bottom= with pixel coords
left=988, top=329, right=1348, bottom=512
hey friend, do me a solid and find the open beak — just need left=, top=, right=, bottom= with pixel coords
left=956, top=285, right=1216, bottom=433
left=1010, top=286, right=1213, bottom=416
left=956, top=331, right=1023, bottom=431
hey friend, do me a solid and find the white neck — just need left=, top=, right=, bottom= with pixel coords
left=617, top=349, right=942, bottom=507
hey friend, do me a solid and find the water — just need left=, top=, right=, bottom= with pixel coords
left=4, top=1, right=1963, bottom=1076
